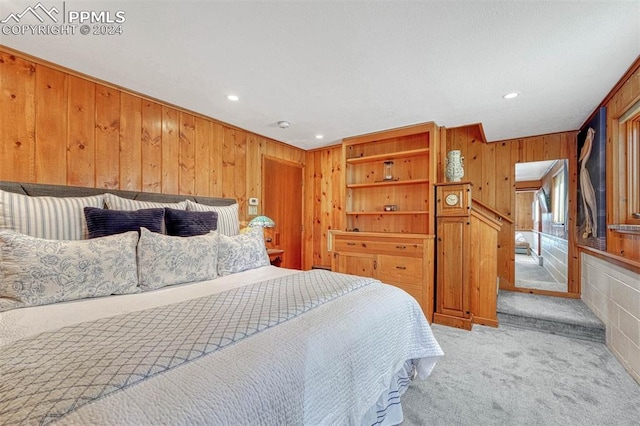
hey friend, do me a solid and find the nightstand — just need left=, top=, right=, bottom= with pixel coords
left=267, top=249, right=284, bottom=267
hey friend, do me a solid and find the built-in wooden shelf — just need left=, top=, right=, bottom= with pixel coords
left=346, top=178, right=429, bottom=189
left=346, top=148, right=429, bottom=165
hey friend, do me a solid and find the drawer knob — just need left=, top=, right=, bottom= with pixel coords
left=347, top=242, right=356, bottom=246
left=395, top=245, right=407, bottom=249
left=396, top=266, right=407, bottom=270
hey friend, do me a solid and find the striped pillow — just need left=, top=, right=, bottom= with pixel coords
left=0, top=189, right=104, bottom=240
left=104, top=193, right=187, bottom=211
left=185, top=200, right=239, bottom=236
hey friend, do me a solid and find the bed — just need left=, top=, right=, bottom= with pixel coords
left=515, top=232, right=530, bottom=255
left=0, top=181, right=443, bottom=425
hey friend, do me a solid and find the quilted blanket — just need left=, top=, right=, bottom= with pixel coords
left=0, top=269, right=442, bottom=425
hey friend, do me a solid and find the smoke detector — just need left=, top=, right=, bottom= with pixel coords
left=277, top=121, right=290, bottom=129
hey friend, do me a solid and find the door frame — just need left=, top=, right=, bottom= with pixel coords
left=261, top=155, right=305, bottom=268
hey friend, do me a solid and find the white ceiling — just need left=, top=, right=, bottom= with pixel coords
left=515, top=160, right=557, bottom=182
left=1, top=1, right=639, bottom=150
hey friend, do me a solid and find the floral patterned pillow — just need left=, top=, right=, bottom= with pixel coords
left=0, top=230, right=139, bottom=312
left=137, top=227, right=220, bottom=291
left=217, top=227, right=270, bottom=277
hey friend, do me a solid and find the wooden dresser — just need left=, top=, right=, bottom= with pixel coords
left=331, top=231, right=435, bottom=319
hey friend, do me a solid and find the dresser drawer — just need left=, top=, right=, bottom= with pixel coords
left=376, top=255, right=423, bottom=285
left=334, top=238, right=423, bottom=257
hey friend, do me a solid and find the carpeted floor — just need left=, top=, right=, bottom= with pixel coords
left=401, top=324, right=640, bottom=425
left=515, top=254, right=567, bottom=292
left=497, top=290, right=606, bottom=342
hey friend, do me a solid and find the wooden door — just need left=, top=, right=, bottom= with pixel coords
left=263, top=157, right=303, bottom=269
left=436, top=216, right=470, bottom=318
left=332, top=252, right=376, bottom=277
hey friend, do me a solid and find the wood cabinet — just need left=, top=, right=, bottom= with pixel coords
left=331, top=232, right=435, bottom=319
left=434, top=182, right=502, bottom=329
left=331, top=123, right=439, bottom=320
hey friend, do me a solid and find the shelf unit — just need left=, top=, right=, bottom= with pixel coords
left=342, top=123, right=438, bottom=235
left=331, top=122, right=439, bottom=321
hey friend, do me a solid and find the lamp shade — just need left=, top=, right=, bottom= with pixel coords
left=248, top=215, right=276, bottom=228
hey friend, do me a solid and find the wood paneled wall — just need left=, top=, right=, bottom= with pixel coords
left=0, top=47, right=305, bottom=226
left=443, top=126, right=578, bottom=294
left=303, top=145, right=344, bottom=269
left=515, top=191, right=534, bottom=231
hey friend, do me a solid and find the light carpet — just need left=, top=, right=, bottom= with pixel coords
left=401, top=324, right=640, bottom=425
left=497, top=291, right=606, bottom=342
left=515, top=254, right=566, bottom=292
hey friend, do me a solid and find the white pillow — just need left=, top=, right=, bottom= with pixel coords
left=0, top=189, right=104, bottom=240
left=104, top=193, right=187, bottom=211
left=0, top=230, right=139, bottom=312
left=217, top=227, right=270, bottom=276
left=185, top=200, right=239, bottom=236
left=137, top=227, right=219, bottom=291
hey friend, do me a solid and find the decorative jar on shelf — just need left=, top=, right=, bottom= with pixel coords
left=445, top=150, right=464, bottom=182
left=383, top=161, right=394, bottom=180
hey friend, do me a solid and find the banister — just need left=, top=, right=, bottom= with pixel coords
left=471, top=197, right=514, bottom=224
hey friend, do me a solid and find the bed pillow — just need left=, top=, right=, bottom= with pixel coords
left=137, top=227, right=219, bottom=291
left=185, top=200, right=239, bottom=236
left=164, top=208, right=218, bottom=237
left=0, top=230, right=139, bottom=312
left=0, top=189, right=104, bottom=240
left=84, top=207, right=165, bottom=238
left=217, top=226, right=270, bottom=276
left=104, top=193, right=187, bottom=211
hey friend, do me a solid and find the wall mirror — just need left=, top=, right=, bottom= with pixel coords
left=514, top=159, right=569, bottom=293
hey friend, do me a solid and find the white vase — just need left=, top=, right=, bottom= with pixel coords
left=445, top=150, right=464, bottom=182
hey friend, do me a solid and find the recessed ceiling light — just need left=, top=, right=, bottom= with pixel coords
left=503, top=92, right=520, bottom=99
left=315, top=134, right=324, bottom=139
left=227, top=95, right=239, bottom=101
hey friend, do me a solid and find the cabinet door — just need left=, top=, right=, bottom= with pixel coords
left=436, top=217, right=470, bottom=318
left=332, top=252, right=376, bottom=278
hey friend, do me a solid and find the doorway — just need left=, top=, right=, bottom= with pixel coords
left=262, top=156, right=303, bottom=270
left=514, top=160, right=568, bottom=293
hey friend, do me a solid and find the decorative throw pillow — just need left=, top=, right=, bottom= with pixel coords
left=137, top=227, right=219, bottom=291
left=185, top=200, right=240, bottom=236
left=164, top=208, right=218, bottom=237
left=84, top=207, right=165, bottom=238
left=0, top=189, right=104, bottom=240
left=0, top=230, right=139, bottom=312
left=104, top=193, right=187, bottom=211
left=217, top=226, right=270, bottom=276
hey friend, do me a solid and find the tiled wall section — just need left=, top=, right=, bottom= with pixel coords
left=541, top=233, right=567, bottom=283
left=581, top=253, right=640, bottom=384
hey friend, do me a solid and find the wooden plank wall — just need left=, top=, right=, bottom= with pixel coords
left=0, top=48, right=305, bottom=227
left=303, top=145, right=344, bottom=269
left=444, top=125, right=579, bottom=294
left=515, top=191, right=534, bottom=231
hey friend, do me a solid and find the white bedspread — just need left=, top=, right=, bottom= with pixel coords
left=0, top=267, right=442, bottom=425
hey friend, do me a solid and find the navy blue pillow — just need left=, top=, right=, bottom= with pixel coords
left=84, top=207, right=165, bottom=239
left=164, top=208, right=218, bottom=237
